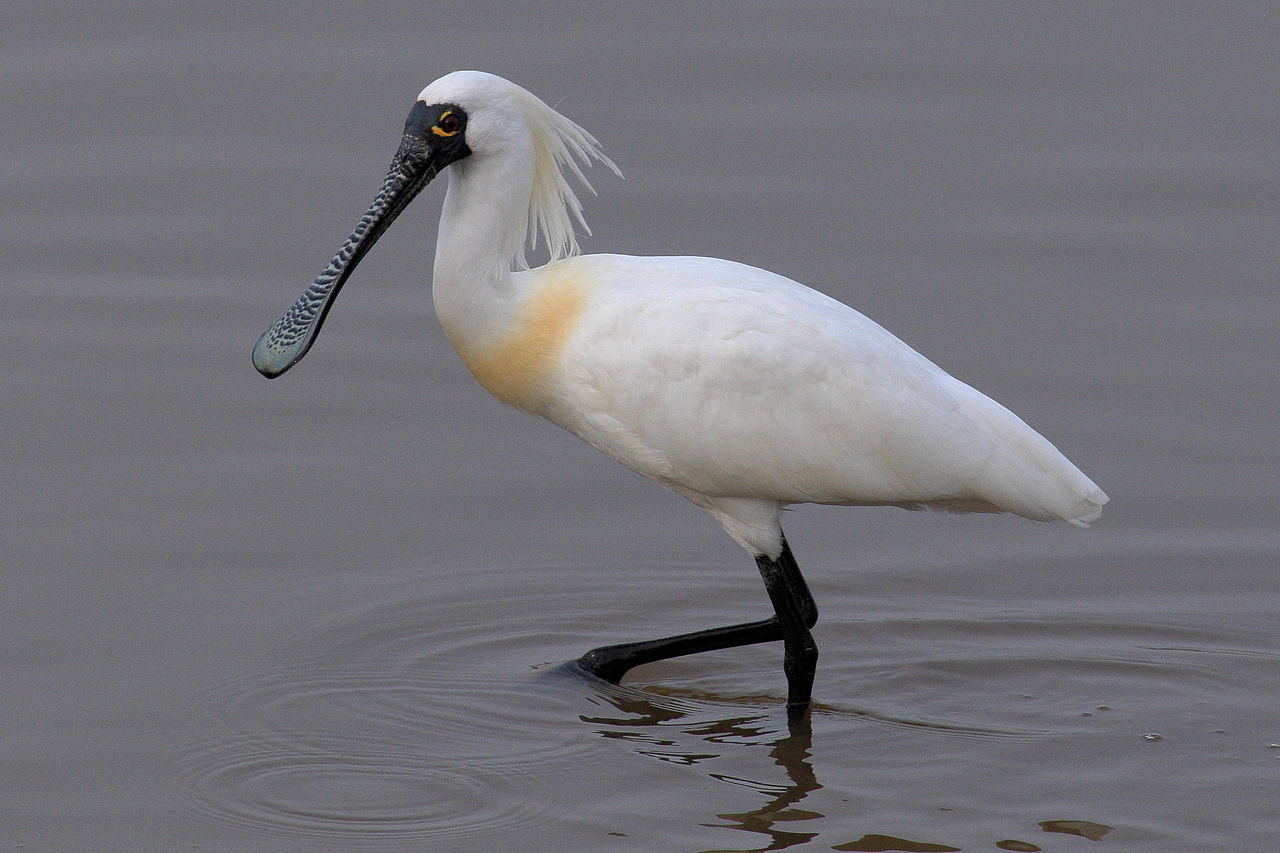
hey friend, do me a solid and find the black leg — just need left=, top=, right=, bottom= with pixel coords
left=776, top=535, right=818, bottom=630
left=756, top=547, right=819, bottom=714
left=576, top=536, right=820, bottom=712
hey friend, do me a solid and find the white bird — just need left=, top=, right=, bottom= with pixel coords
left=254, top=71, right=1107, bottom=715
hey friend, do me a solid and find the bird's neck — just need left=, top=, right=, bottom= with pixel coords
left=431, top=149, right=534, bottom=351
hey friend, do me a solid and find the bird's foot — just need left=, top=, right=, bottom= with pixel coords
left=574, top=647, right=632, bottom=684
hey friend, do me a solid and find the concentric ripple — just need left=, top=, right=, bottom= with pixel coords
left=165, top=569, right=620, bottom=841
left=233, top=664, right=597, bottom=760
left=173, top=732, right=545, bottom=840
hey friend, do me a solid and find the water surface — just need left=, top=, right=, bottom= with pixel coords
left=4, top=3, right=1279, bottom=850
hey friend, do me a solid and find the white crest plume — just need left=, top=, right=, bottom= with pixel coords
left=509, top=84, right=622, bottom=270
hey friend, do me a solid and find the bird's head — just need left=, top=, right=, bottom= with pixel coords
left=252, top=71, right=616, bottom=379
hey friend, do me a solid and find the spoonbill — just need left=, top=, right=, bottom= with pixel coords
left=254, top=71, right=1107, bottom=714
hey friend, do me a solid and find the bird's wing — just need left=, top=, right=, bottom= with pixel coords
left=548, top=255, right=1009, bottom=509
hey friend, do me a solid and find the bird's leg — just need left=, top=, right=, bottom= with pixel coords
left=576, top=616, right=781, bottom=682
left=776, top=535, right=819, bottom=629
left=756, top=542, right=819, bottom=715
left=576, top=537, right=819, bottom=713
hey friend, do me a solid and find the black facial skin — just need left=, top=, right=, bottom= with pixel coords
left=403, top=101, right=471, bottom=163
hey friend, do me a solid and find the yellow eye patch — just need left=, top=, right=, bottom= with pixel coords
left=432, top=111, right=460, bottom=137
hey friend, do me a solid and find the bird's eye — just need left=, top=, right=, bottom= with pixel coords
left=437, top=112, right=462, bottom=135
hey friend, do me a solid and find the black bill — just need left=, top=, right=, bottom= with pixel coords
left=252, top=101, right=468, bottom=378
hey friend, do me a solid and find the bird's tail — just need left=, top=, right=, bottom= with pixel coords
left=970, top=393, right=1109, bottom=526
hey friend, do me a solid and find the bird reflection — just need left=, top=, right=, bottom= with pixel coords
left=706, top=718, right=821, bottom=851
left=581, top=688, right=822, bottom=852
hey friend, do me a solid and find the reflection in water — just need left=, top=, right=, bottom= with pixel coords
left=576, top=676, right=1097, bottom=852
left=995, top=840, right=1042, bottom=852
left=708, top=721, right=822, bottom=852
left=832, top=834, right=960, bottom=852
left=1039, top=819, right=1112, bottom=841
left=581, top=687, right=822, bottom=852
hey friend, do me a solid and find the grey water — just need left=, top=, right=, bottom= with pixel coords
left=4, top=2, right=1279, bottom=850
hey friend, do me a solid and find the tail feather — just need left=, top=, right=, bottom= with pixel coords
left=966, top=390, right=1109, bottom=525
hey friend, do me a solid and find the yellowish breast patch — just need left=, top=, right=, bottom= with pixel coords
left=458, top=271, right=590, bottom=410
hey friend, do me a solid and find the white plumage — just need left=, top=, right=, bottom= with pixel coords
left=254, top=71, right=1107, bottom=710
left=540, top=255, right=1103, bottom=546
left=418, top=72, right=1106, bottom=558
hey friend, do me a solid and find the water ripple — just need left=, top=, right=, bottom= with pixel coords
left=166, top=575, right=609, bottom=840
left=165, top=559, right=1280, bottom=843
left=172, top=732, right=547, bottom=840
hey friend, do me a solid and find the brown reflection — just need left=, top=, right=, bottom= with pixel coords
left=581, top=693, right=822, bottom=851
left=995, top=840, right=1042, bottom=852
left=1039, top=819, right=1112, bottom=841
left=705, top=714, right=822, bottom=851
left=831, top=833, right=960, bottom=851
